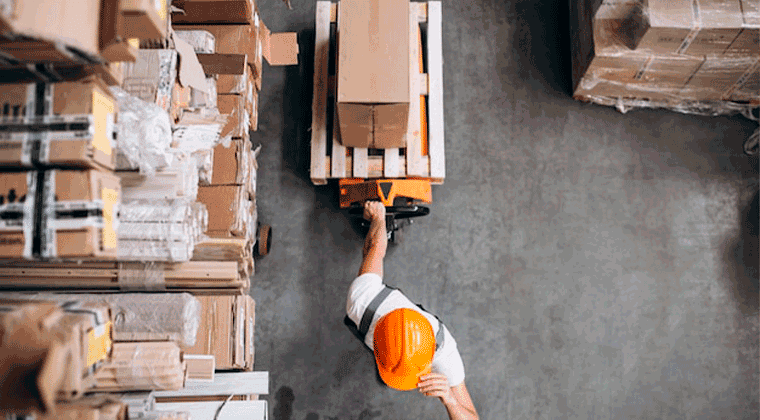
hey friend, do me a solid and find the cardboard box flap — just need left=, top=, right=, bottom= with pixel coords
left=172, top=31, right=210, bottom=93
left=261, top=22, right=299, bottom=66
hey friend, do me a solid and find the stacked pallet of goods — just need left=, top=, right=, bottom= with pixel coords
left=570, top=0, right=759, bottom=113
left=0, top=0, right=298, bottom=419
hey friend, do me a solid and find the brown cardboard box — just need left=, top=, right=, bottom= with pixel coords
left=0, top=78, right=117, bottom=170
left=173, top=24, right=263, bottom=89
left=185, top=295, right=254, bottom=370
left=0, top=302, right=70, bottom=416
left=121, top=0, right=168, bottom=40
left=0, top=0, right=103, bottom=60
left=209, top=139, right=251, bottom=186
left=634, top=0, right=743, bottom=56
left=337, top=0, right=410, bottom=149
left=218, top=94, right=249, bottom=138
left=197, top=185, right=250, bottom=237
left=574, top=54, right=704, bottom=102
left=725, top=0, right=760, bottom=55
left=0, top=299, right=113, bottom=408
left=682, top=56, right=759, bottom=100
left=0, top=170, right=121, bottom=259
left=728, top=59, right=760, bottom=103
left=100, top=0, right=139, bottom=62
left=170, top=0, right=254, bottom=24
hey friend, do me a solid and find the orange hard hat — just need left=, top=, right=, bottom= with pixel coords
left=373, top=308, right=435, bottom=391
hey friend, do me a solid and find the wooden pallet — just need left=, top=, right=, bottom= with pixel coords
left=310, top=1, right=445, bottom=185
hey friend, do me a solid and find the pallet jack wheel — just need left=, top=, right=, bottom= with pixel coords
left=255, top=224, right=272, bottom=256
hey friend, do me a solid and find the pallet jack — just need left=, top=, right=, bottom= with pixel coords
left=339, top=178, right=432, bottom=242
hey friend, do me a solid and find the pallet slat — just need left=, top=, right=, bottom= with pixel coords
left=427, top=2, right=446, bottom=181
left=310, top=1, right=332, bottom=185
left=406, top=4, right=424, bottom=177
left=332, top=3, right=347, bottom=179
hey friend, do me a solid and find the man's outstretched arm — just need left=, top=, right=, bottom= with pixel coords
left=358, top=201, right=387, bottom=278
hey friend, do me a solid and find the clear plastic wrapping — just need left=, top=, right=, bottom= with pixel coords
left=0, top=292, right=200, bottom=348
left=118, top=200, right=208, bottom=262
left=120, top=154, right=200, bottom=202
left=572, top=0, right=759, bottom=115
left=94, top=342, right=185, bottom=392
left=111, top=87, right=174, bottom=175
left=139, top=412, right=191, bottom=420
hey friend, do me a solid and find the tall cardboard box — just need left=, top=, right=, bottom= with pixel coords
left=121, top=0, right=169, bottom=40
left=209, top=139, right=252, bottom=186
left=0, top=170, right=120, bottom=259
left=197, top=184, right=251, bottom=238
left=337, top=0, right=410, bottom=149
left=0, top=79, right=117, bottom=170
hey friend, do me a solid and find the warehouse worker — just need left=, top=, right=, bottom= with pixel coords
left=344, top=201, right=479, bottom=420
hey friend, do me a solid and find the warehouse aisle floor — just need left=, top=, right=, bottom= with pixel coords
left=249, top=1, right=759, bottom=418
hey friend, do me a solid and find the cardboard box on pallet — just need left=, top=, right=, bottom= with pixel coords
left=0, top=78, right=117, bottom=171
left=628, top=0, right=743, bottom=56
left=724, top=0, right=760, bottom=56
left=0, top=298, right=113, bottom=413
left=0, top=169, right=120, bottom=260
left=728, top=59, right=760, bottom=103
left=573, top=53, right=705, bottom=102
left=337, top=0, right=410, bottom=149
left=185, top=295, right=255, bottom=370
left=681, top=56, right=760, bottom=101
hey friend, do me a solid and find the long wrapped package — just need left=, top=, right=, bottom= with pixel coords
left=0, top=78, right=117, bottom=170
left=119, top=154, right=200, bottom=201
left=0, top=169, right=121, bottom=259
left=94, top=341, right=186, bottom=392
left=118, top=199, right=208, bottom=262
left=0, top=299, right=112, bottom=415
left=0, top=292, right=200, bottom=347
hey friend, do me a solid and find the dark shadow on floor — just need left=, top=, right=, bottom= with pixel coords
left=281, top=28, right=315, bottom=183
left=722, top=187, right=759, bottom=315
left=509, top=0, right=572, bottom=97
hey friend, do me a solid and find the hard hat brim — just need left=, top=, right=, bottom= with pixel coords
left=376, top=358, right=432, bottom=391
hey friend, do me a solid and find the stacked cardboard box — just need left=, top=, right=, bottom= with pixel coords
left=0, top=0, right=168, bottom=85
left=571, top=0, right=759, bottom=112
left=184, top=295, right=256, bottom=370
left=0, top=298, right=113, bottom=415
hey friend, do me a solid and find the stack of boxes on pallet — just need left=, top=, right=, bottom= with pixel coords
left=0, top=0, right=297, bottom=419
left=571, top=0, right=759, bottom=111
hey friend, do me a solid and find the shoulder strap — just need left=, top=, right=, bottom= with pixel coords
left=357, top=286, right=395, bottom=340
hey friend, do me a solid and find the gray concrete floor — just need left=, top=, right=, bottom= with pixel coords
left=249, top=0, right=760, bottom=418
